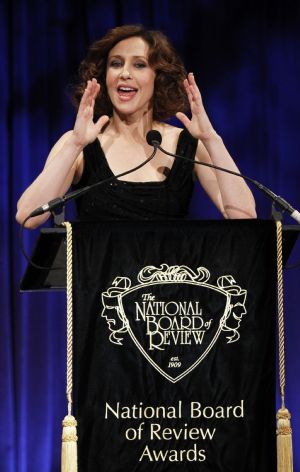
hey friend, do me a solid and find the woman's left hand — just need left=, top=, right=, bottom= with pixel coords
left=176, top=72, right=216, bottom=141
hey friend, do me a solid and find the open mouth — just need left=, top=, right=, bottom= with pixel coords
left=117, top=86, right=138, bottom=100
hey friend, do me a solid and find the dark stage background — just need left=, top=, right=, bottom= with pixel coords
left=1, top=1, right=299, bottom=471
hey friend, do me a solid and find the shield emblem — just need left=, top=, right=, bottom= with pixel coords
left=101, top=265, right=247, bottom=383
left=118, top=281, right=230, bottom=382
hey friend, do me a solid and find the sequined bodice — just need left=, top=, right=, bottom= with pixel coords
left=73, top=129, right=197, bottom=220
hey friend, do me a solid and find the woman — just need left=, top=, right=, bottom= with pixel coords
left=16, top=24, right=256, bottom=227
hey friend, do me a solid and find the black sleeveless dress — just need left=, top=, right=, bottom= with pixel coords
left=73, top=128, right=197, bottom=220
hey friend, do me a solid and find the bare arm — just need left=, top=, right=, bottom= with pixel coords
left=194, top=137, right=256, bottom=219
left=176, top=73, right=256, bottom=219
left=16, top=133, right=84, bottom=228
left=16, top=79, right=109, bottom=228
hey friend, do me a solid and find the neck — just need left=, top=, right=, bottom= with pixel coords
left=109, top=109, right=156, bottom=143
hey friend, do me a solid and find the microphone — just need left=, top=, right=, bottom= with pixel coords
left=146, top=130, right=171, bottom=176
left=20, top=130, right=164, bottom=270
left=28, top=137, right=160, bottom=219
left=146, top=130, right=162, bottom=147
left=147, top=130, right=300, bottom=223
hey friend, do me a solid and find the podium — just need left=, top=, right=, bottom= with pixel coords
left=20, top=220, right=299, bottom=471
left=20, top=220, right=299, bottom=291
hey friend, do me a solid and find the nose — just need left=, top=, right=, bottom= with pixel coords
left=120, top=67, right=131, bottom=79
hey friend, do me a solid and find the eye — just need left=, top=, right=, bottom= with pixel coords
left=109, top=60, right=122, bottom=68
left=135, top=62, right=146, bottom=69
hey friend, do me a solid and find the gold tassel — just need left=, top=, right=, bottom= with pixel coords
left=276, top=407, right=293, bottom=472
left=62, top=223, right=77, bottom=471
left=61, top=414, right=78, bottom=472
left=276, top=221, right=293, bottom=472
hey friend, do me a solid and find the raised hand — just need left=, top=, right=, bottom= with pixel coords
left=72, top=78, right=109, bottom=148
left=176, top=73, right=216, bottom=141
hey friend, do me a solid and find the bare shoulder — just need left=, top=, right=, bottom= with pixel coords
left=154, top=123, right=183, bottom=153
left=155, top=122, right=182, bottom=138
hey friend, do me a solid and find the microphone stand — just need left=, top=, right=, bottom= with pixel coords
left=152, top=141, right=300, bottom=224
left=28, top=146, right=159, bottom=219
left=20, top=131, right=300, bottom=270
left=20, top=144, right=160, bottom=269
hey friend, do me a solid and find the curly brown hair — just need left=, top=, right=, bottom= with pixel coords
left=72, top=24, right=189, bottom=121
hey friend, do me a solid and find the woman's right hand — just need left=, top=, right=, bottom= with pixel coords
left=72, top=78, right=110, bottom=148
left=16, top=78, right=110, bottom=228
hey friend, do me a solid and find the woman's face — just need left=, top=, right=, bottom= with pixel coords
left=106, top=36, right=156, bottom=118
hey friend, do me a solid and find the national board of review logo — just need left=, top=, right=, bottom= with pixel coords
left=101, top=264, right=247, bottom=383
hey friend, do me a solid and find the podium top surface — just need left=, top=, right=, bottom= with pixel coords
left=19, top=220, right=299, bottom=292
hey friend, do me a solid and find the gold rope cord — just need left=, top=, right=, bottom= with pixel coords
left=63, top=222, right=74, bottom=415
left=62, top=222, right=287, bottom=411
left=276, top=219, right=286, bottom=407
left=276, top=220, right=293, bottom=472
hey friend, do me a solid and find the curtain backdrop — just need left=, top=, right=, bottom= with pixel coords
left=1, top=1, right=299, bottom=471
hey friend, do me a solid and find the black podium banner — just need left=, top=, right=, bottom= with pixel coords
left=72, top=220, right=277, bottom=472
